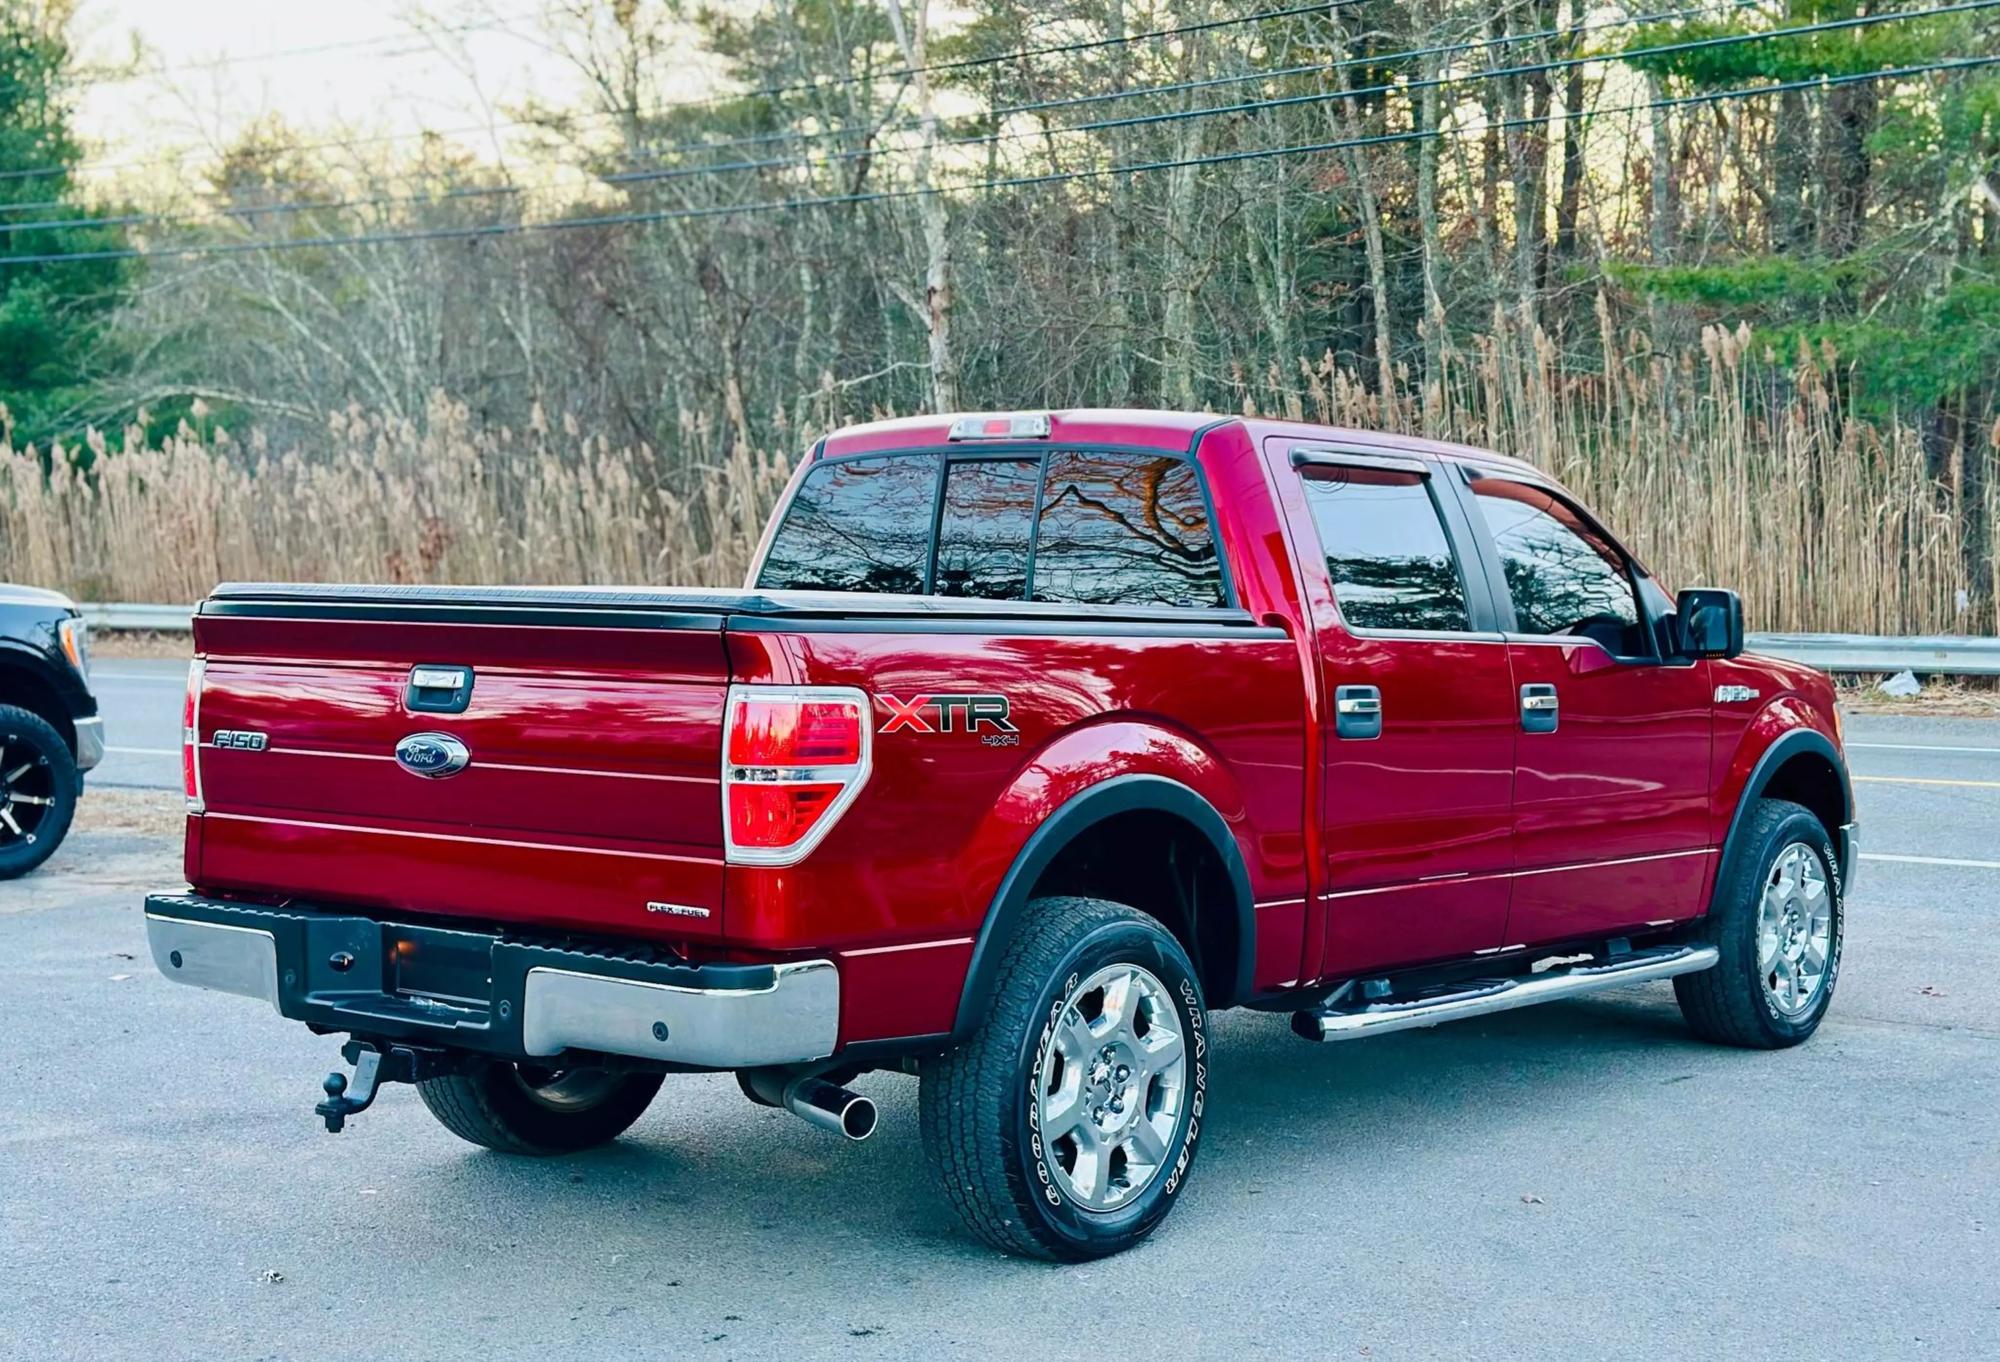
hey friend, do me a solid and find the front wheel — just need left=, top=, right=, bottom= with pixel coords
left=920, top=896, right=1209, bottom=1261
left=416, top=1061, right=664, bottom=1154
left=1676, top=798, right=1844, bottom=1048
left=0, top=705, right=80, bottom=881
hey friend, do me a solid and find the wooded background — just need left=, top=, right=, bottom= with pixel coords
left=1, top=0, right=1997, bottom=632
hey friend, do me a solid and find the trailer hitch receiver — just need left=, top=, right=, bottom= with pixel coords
left=314, top=1040, right=453, bottom=1133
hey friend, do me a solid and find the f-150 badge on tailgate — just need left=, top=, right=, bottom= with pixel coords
left=395, top=732, right=471, bottom=778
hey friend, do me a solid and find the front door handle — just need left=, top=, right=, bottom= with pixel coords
left=1335, top=684, right=1382, bottom=740
left=1520, top=683, right=1559, bottom=734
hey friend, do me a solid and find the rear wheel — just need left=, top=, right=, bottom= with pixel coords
left=416, top=1060, right=664, bottom=1154
left=0, top=705, right=79, bottom=881
left=1676, top=798, right=1843, bottom=1048
left=920, top=896, right=1208, bottom=1261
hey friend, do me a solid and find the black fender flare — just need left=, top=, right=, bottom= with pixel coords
left=1715, top=727, right=1855, bottom=897
left=950, top=773, right=1257, bottom=1040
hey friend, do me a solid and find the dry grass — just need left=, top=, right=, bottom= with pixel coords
left=1246, top=312, right=1995, bottom=636
left=3, top=318, right=1994, bottom=635
left=2, top=397, right=793, bottom=601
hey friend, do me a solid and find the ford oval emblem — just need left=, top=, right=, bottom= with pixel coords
left=395, top=732, right=470, bottom=779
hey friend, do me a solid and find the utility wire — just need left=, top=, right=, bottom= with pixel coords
left=5, top=53, right=1991, bottom=269
left=74, top=7, right=547, bottom=87
left=3, top=1, right=1356, bottom=186
left=601, top=0, right=1769, bottom=179
left=0, top=0, right=1743, bottom=234
left=604, top=0, right=2000, bottom=188
left=0, top=0, right=1960, bottom=239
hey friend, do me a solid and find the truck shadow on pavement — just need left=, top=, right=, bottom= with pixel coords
left=400, top=989, right=1730, bottom=1268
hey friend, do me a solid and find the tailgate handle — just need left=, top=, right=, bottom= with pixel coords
left=406, top=664, right=474, bottom=714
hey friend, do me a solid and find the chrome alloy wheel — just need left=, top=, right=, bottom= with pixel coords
left=1758, top=842, right=1834, bottom=1016
left=1035, top=962, right=1188, bottom=1212
left=0, top=742, right=56, bottom=848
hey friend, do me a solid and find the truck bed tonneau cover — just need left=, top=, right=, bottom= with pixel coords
left=202, top=582, right=1266, bottom=629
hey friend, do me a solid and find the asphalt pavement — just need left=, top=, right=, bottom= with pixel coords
left=1, top=661, right=1994, bottom=1361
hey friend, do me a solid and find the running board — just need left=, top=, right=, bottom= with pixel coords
left=1290, top=944, right=1719, bottom=1042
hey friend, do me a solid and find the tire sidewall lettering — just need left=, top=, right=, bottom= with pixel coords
left=1020, top=927, right=1207, bottom=1238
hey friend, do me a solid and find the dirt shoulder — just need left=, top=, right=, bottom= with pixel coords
left=4, top=788, right=182, bottom=915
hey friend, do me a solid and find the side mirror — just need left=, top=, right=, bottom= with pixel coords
left=1675, top=587, right=1744, bottom=659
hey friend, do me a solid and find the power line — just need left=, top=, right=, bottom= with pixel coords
left=591, top=1, right=2000, bottom=188
left=0, top=0, right=1945, bottom=240
left=4, top=1, right=1356, bottom=187
left=602, top=0, right=1769, bottom=181
left=0, top=0, right=1741, bottom=236
left=0, top=183, right=530, bottom=237
left=5, top=54, right=1991, bottom=270
left=74, top=8, right=546, bottom=88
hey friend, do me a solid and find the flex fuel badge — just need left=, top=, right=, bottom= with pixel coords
left=878, top=693, right=1020, bottom=746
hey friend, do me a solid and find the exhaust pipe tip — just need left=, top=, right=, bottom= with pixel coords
left=835, top=1092, right=878, bottom=1141
left=786, top=1076, right=877, bottom=1142
left=745, top=1069, right=878, bottom=1141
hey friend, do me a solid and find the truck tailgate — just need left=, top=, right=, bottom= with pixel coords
left=190, top=588, right=735, bottom=940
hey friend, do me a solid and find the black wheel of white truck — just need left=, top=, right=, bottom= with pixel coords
left=1675, top=798, right=1844, bottom=1049
left=919, top=896, right=1208, bottom=1261
left=416, top=1060, right=664, bottom=1155
left=0, top=705, right=79, bottom=881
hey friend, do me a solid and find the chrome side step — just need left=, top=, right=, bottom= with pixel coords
left=1290, top=944, right=1719, bottom=1042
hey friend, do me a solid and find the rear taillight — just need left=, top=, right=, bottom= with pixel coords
left=182, top=659, right=206, bottom=812
left=723, top=685, right=871, bottom=865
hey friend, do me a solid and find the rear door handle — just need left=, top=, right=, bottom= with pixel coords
left=1334, top=684, right=1382, bottom=740
left=1520, top=683, right=1559, bottom=734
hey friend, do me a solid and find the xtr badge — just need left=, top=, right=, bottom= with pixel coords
left=877, top=692, right=1018, bottom=742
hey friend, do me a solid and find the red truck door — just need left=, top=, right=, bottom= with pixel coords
left=1273, top=444, right=1518, bottom=977
left=1449, top=468, right=1714, bottom=947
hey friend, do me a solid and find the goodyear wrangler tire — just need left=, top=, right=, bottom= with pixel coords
left=1675, top=798, right=1844, bottom=1049
left=919, top=896, right=1209, bottom=1261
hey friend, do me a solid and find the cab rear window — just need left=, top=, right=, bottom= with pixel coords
left=756, top=449, right=1226, bottom=608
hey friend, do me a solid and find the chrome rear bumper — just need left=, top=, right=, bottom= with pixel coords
left=145, top=894, right=840, bottom=1070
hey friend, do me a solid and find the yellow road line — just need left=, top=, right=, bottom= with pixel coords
left=1853, top=775, right=2000, bottom=789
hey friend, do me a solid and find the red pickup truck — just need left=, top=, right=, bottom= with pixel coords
left=148, top=409, right=1855, bottom=1260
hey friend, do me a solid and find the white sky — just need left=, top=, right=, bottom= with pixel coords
left=69, top=2, right=721, bottom=197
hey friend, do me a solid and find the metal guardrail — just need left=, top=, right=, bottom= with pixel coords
left=77, top=602, right=194, bottom=632
left=1744, top=632, right=2000, bottom=677
left=70, top=603, right=2000, bottom=674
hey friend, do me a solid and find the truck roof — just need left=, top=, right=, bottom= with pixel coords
left=818, top=408, right=1542, bottom=478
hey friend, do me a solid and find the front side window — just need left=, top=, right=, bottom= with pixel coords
left=757, top=455, right=938, bottom=594
left=1299, top=464, right=1471, bottom=633
left=1470, top=477, right=1645, bottom=655
left=1033, top=452, right=1223, bottom=607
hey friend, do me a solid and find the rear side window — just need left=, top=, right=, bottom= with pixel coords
left=1033, top=452, right=1223, bottom=607
left=935, top=460, right=1038, bottom=600
left=1299, top=465, right=1471, bottom=632
left=757, top=455, right=938, bottom=594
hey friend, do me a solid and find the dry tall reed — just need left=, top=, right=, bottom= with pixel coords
left=3, top=323, right=1993, bottom=636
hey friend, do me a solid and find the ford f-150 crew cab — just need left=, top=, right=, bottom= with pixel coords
left=148, top=409, right=1856, bottom=1260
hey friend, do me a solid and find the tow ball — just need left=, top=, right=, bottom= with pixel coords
left=314, top=1040, right=454, bottom=1133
